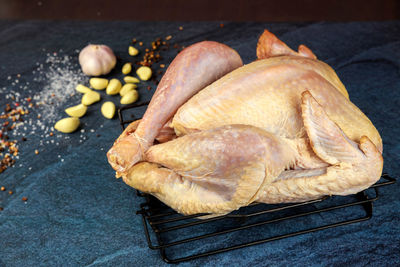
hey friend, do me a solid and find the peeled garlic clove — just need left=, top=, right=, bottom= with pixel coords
left=54, top=117, right=80, bottom=133
left=129, top=46, right=139, bottom=56
left=101, top=101, right=116, bottom=119
left=65, top=104, right=87, bottom=118
left=79, top=44, right=116, bottom=76
left=106, top=79, right=122, bottom=95
left=120, top=90, right=139, bottom=104
left=124, top=76, right=140, bottom=84
left=136, top=66, right=152, bottom=81
left=119, top=84, right=137, bottom=96
left=122, top=63, right=132, bottom=75
left=76, top=84, right=91, bottom=94
left=82, top=90, right=101, bottom=105
left=90, top=78, right=108, bottom=90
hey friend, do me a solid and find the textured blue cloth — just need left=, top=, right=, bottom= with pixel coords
left=0, top=21, right=399, bottom=266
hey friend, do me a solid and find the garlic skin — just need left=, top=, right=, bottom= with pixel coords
left=79, top=44, right=116, bottom=76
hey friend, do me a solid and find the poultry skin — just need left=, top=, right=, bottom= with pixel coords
left=108, top=29, right=383, bottom=216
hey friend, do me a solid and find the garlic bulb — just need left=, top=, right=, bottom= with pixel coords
left=79, top=44, right=116, bottom=76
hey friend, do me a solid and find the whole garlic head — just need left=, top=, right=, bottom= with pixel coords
left=79, top=44, right=116, bottom=76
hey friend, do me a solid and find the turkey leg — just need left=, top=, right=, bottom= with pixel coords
left=107, top=41, right=243, bottom=176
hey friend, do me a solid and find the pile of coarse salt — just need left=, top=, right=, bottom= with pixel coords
left=1, top=49, right=94, bottom=170
left=29, top=50, right=90, bottom=145
left=33, top=50, right=88, bottom=123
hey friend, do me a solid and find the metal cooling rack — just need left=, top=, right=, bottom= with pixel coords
left=118, top=102, right=396, bottom=264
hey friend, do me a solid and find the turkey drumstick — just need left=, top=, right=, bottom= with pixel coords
left=107, top=41, right=243, bottom=176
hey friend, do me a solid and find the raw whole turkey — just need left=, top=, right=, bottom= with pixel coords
left=107, top=29, right=383, bottom=216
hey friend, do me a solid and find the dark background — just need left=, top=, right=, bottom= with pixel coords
left=0, top=0, right=399, bottom=21
left=1, top=0, right=400, bottom=266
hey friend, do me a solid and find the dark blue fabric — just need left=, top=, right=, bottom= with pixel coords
left=0, top=21, right=399, bottom=266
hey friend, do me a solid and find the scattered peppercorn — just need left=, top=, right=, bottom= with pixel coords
left=129, top=33, right=180, bottom=86
left=5, top=104, right=11, bottom=113
left=1, top=101, right=31, bottom=173
left=8, top=190, right=13, bottom=195
left=49, top=132, right=54, bottom=136
left=135, top=38, right=166, bottom=68
left=1, top=186, right=5, bottom=191
left=22, top=197, right=28, bottom=202
left=179, top=26, right=183, bottom=31
left=35, top=149, right=39, bottom=155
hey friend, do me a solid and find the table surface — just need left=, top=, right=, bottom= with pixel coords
left=0, top=20, right=399, bottom=266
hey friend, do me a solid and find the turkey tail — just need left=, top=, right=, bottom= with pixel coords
left=257, top=29, right=317, bottom=60
left=298, top=44, right=317, bottom=59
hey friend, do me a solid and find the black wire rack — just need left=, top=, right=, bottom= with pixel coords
left=118, top=102, right=397, bottom=264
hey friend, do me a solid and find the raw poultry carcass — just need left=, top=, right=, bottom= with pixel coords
left=107, top=29, right=383, bottom=216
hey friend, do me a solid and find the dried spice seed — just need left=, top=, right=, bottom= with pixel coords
left=35, top=149, right=39, bottom=155
left=1, top=186, right=5, bottom=191
left=5, top=104, right=11, bottom=113
left=8, top=190, right=13, bottom=195
left=22, top=197, right=28, bottom=201
left=129, top=34, right=174, bottom=83
left=179, top=26, right=183, bottom=30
